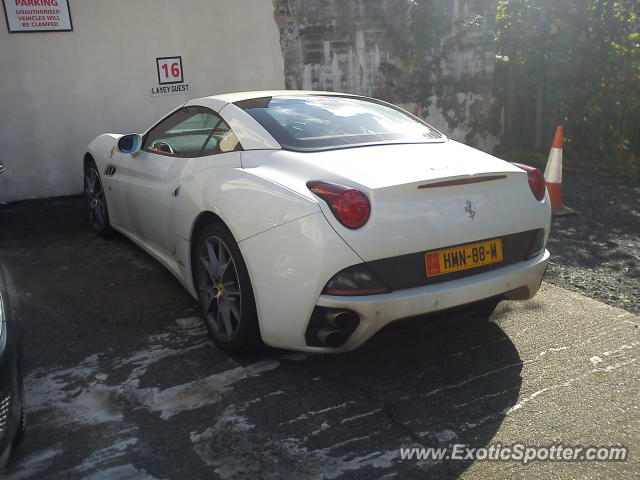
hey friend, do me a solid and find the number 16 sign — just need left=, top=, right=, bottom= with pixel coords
left=156, top=57, right=184, bottom=85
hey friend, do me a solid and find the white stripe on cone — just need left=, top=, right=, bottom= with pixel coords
left=544, top=147, right=563, bottom=184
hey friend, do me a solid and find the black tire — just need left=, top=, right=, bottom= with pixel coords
left=193, top=223, right=261, bottom=352
left=84, top=159, right=113, bottom=237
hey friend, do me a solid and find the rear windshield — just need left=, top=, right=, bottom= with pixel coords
left=233, top=95, right=444, bottom=151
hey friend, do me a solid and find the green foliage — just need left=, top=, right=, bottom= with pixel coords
left=493, top=147, right=547, bottom=170
left=495, top=0, right=640, bottom=180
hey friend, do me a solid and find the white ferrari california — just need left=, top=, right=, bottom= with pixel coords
left=84, top=91, right=551, bottom=352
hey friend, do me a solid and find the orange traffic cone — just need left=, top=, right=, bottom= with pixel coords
left=544, top=126, right=575, bottom=216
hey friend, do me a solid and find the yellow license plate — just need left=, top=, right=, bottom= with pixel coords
left=425, top=239, right=504, bottom=277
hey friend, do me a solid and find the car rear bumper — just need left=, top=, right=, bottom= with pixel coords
left=311, top=249, right=550, bottom=352
left=241, top=210, right=549, bottom=352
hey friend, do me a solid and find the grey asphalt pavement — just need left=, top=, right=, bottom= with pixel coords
left=0, top=197, right=638, bottom=479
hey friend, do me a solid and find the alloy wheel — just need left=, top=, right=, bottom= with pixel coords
left=197, top=236, right=242, bottom=341
left=84, top=168, right=107, bottom=231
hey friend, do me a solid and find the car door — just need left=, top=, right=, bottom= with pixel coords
left=114, top=106, right=230, bottom=255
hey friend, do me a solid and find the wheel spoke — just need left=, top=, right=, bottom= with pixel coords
left=219, top=300, right=234, bottom=339
left=199, top=256, right=217, bottom=283
left=217, top=239, right=227, bottom=272
left=85, top=173, right=97, bottom=201
left=84, top=175, right=92, bottom=196
left=89, top=171, right=97, bottom=193
left=215, top=305, right=225, bottom=337
left=216, top=242, right=234, bottom=279
left=206, top=241, right=221, bottom=280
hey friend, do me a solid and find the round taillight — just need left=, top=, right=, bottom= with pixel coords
left=334, top=189, right=370, bottom=228
left=511, top=163, right=546, bottom=201
left=307, top=181, right=371, bottom=229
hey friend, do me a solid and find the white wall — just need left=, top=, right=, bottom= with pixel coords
left=0, top=0, right=285, bottom=202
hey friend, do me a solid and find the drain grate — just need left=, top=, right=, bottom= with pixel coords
left=0, top=393, right=11, bottom=434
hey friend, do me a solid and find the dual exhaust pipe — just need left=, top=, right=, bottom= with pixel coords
left=317, top=310, right=360, bottom=348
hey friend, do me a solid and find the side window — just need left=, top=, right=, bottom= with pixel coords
left=142, top=107, right=241, bottom=157
left=200, top=119, right=241, bottom=156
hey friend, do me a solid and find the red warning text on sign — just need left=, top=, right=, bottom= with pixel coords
left=3, top=0, right=72, bottom=32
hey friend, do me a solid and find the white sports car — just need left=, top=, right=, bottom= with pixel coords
left=84, top=91, right=551, bottom=352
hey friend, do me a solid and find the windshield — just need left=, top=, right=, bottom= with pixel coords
left=234, top=95, right=444, bottom=151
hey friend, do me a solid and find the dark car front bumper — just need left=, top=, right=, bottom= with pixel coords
left=0, top=264, right=24, bottom=468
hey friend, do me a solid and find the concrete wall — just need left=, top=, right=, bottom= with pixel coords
left=273, top=0, right=498, bottom=150
left=0, top=0, right=284, bottom=203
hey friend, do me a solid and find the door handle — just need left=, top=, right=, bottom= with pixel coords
left=172, top=185, right=181, bottom=197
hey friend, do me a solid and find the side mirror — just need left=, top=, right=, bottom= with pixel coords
left=0, top=160, right=5, bottom=174
left=117, top=134, right=142, bottom=154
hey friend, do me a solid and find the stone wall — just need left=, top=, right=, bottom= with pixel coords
left=273, top=0, right=499, bottom=149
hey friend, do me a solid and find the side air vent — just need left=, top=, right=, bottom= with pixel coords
left=104, top=164, right=117, bottom=176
